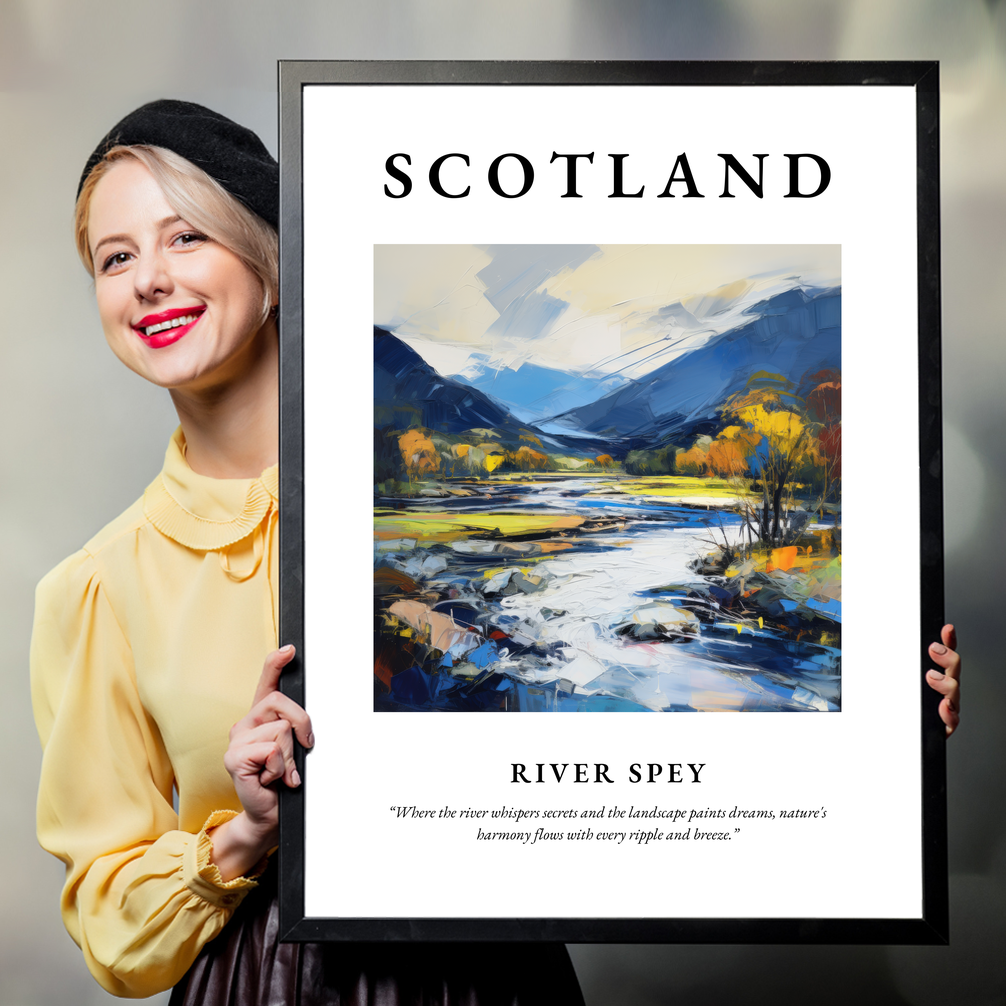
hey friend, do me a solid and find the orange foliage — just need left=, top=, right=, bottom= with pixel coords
left=705, top=439, right=748, bottom=478
left=398, top=429, right=440, bottom=477
left=595, top=454, right=614, bottom=468
left=677, top=445, right=709, bottom=475
left=766, top=546, right=798, bottom=572
left=514, top=445, right=549, bottom=471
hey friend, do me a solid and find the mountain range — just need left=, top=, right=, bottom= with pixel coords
left=374, top=327, right=618, bottom=455
left=543, top=286, right=841, bottom=447
left=374, top=286, right=841, bottom=457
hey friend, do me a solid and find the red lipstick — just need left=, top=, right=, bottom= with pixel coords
left=132, top=306, right=205, bottom=349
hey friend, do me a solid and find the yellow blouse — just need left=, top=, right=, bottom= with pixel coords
left=31, top=428, right=279, bottom=998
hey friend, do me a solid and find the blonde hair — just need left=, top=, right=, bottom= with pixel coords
left=75, top=145, right=278, bottom=323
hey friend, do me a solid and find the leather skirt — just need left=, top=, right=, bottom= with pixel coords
left=169, top=869, right=585, bottom=1006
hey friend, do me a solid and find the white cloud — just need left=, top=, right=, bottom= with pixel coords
left=375, top=244, right=841, bottom=379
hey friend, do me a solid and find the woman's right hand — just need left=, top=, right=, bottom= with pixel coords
left=209, top=645, right=314, bottom=881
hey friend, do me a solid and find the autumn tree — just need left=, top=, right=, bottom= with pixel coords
left=676, top=437, right=712, bottom=476
left=722, top=374, right=816, bottom=545
left=397, top=429, right=441, bottom=481
left=711, top=370, right=841, bottom=543
left=705, top=436, right=749, bottom=478
left=510, top=445, right=549, bottom=471
left=806, top=371, right=842, bottom=505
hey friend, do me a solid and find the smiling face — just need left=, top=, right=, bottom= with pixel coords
left=87, top=158, right=272, bottom=393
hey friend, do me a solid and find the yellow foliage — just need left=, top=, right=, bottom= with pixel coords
left=736, top=404, right=805, bottom=445
left=720, top=424, right=760, bottom=450
left=484, top=453, right=504, bottom=473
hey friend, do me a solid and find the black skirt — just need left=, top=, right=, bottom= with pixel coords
left=169, top=868, right=585, bottom=1006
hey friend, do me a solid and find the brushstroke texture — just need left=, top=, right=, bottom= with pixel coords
left=373, top=246, right=841, bottom=714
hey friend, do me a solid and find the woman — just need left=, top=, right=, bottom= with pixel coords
left=33, top=99, right=963, bottom=1003
left=31, top=100, right=586, bottom=1003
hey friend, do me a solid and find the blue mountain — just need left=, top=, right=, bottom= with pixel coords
left=543, top=287, right=841, bottom=447
left=374, top=326, right=517, bottom=433
left=374, top=328, right=619, bottom=456
left=455, top=362, right=624, bottom=424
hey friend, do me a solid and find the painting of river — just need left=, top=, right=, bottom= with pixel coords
left=374, top=245, right=841, bottom=712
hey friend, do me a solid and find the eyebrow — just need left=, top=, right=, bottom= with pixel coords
left=91, top=215, right=185, bottom=258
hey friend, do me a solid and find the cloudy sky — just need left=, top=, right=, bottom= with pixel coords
left=375, top=243, right=840, bottom=420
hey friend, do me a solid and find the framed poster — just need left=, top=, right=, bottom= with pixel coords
left=277, top=61, right=946, bottom=943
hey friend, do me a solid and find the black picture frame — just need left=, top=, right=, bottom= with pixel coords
left=277, top=60, right=945, bottom=944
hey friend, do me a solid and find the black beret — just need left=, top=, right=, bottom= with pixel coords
left=78, top=99, right=278, bottom=228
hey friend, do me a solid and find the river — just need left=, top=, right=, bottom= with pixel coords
left=375, top=475, right=841, bottom=713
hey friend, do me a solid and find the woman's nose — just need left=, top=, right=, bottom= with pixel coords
left=133, top=249, right=173, bottom=302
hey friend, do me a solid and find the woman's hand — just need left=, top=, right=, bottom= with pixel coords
left=926, top=624, right=961, bottom=738
left=209, top=645, right=314, bottom=881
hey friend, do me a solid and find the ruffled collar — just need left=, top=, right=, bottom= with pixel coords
left=143, top=428, right=278, bottom=551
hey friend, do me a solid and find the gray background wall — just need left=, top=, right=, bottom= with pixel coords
left=1, top=2, right=1003, bottom=1003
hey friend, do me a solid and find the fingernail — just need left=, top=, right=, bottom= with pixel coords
left=931, top=643, right=947, bottom=654
left=928, top=669, right=944, bottom=679
left=291, top=768, right=301, bottom=787
left=307, top=732, right=315, bottom=748
left=280, top=644, right=295, bottom=654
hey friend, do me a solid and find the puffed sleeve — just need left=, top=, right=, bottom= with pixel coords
left=31, top=549, right=262, bottom=998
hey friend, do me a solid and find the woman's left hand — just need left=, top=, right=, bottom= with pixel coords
left=926, top=624, right=961, bottom=737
